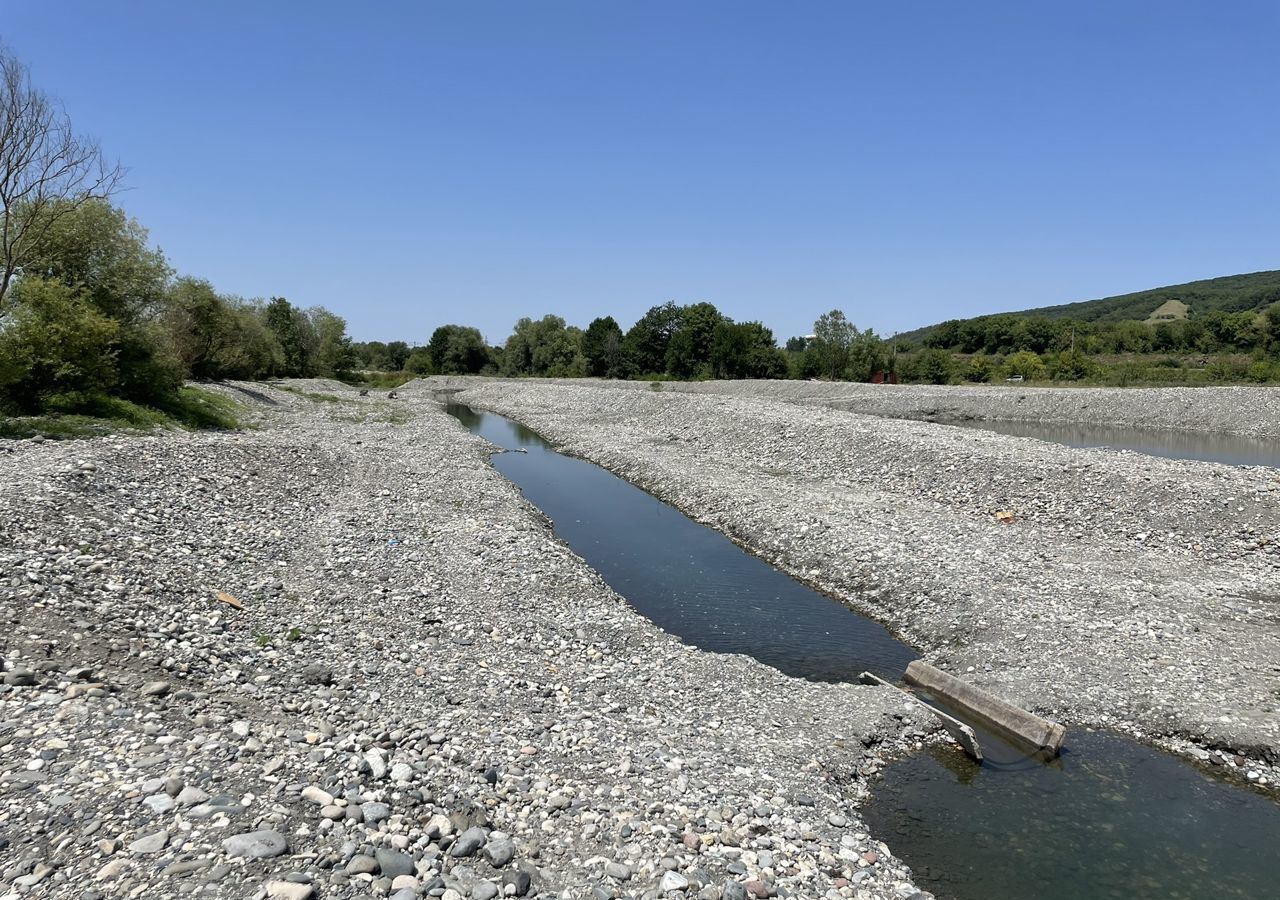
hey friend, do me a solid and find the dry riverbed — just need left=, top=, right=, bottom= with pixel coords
left=447, top=380, right=1280, bottom=777
left=0, top=382, right=932, bottom=900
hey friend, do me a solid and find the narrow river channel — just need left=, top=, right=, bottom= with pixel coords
left=445, top=401, right=1280, bottom=900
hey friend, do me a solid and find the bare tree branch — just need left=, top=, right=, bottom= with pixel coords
left=0, top=45, right=124, bottom=311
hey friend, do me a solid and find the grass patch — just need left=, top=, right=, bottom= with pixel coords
left=346, top=371, right=417, bottom=390
left=0, top=387, right=242, bottom=440
left=273, top=384, right=351, bottom=404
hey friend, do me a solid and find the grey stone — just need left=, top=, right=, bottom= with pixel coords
left=375, top=848, right=414, bottom=878
left=362, top=801, right=391, bottom=825
left=222, top=829, right=287, bottom=859
left=143, top=793, right=176, bottom=814
left=346, top=854, right=379, bottom=875
left=141, top=681, right=171, bottom=697
left=484, top=833, right=515, bottom=867
left=128, top=830, right=169, bottom=854
left=605, top=862, right=631, bottom=882
left=660, top=871, right=689, bottom=893
left=450, top=826, right=487, bottom=858
left=473, top=884, right=500, bottom=900
left=721, top=883, right=747, bottom=900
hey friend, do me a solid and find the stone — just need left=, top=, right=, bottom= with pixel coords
left=143, top=793, right=176, bottom=814
left=266, top=882, right=314, bottom=900
left=175, top=785, right=210, bottom=806
left=3, top=668, right=36, bottom=687
left=376, top=848, right=414, bottom=878
left=390, top=762, right=414, bottom=782
left=501, top=870, right=532, bottom=896
left=605, top=862, right=631, bottom=881
left=391, top=875, right=419, bottom=891
left=362, top=801, right=391, bottom=824
left=473, top=884, right=500, bottom=900
left=128, top=830, right=169, bottom=854
left=346, top=854, right=379, bottom=875
left=301, top=785, right=334, bottom=805
left=222, top=829, right=287, bottom=859
left=301, top=664, right=334, bottom=685
left=141, top=681, right=171, bottom=697
left=450, top=826, right=487, bottom=857
left=484, top=832, right=515, bottom=867
left=660, top=871, right=689, bottom=892
left=721, top=883, right=747, bottom=900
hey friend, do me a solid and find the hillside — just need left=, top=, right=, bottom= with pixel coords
left=902, top=269, right=1280, bottom=342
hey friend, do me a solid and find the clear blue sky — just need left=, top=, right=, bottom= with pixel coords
left=5, top=2, right=1278, bottom=344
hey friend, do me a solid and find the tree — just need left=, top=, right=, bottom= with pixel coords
left=308, top=307, right=355, bottom=377
left=809, top=310, right=857, bottom=379
left=386, top=340, right=411, bottom=371
left=502, top=315, right=583, bottom=376
left=0, top=277, right=120, bottom=411
left=665, top=301, right=727, bottom=378
left=623, top=302, right=683, bottom=374
left=263, top=297, right=312, bottom=377
left=913, top=348, right=954, bottom=384
left=427, top=324, right=488, bottom=375
left=1, top=47, right=124, bottom=311
left=162, top=279, right=283, bottom=380
left=12, top=199, right=169, bottom=324
left=709, top=321, right=787, bottom=379
left=581, top=316, right=625, bottom=377
left=1001, top=350, right=1047, bottom=381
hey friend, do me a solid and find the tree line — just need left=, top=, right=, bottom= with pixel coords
left=345, top=305, right=895, bottom=384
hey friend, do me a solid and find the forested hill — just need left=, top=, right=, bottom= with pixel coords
left=903, top=269, right=1280, bottom=342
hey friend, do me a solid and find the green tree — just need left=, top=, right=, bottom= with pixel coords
left=427, top=324, right=488, bottom=374
left=386, top=340, right=411, bottom=370
left=308, top=308, right=356, bottom=377
left=623, top=302, right=683, bottom=375
left=709, top=321, right=787, bottom=379
left=263, top=297, right=310, bottom=376
left=581, top=316, right=625, bottom=377
left=665, top=301, right=727, bottom=378
left=914, top=348, right=954, bottom=384
left=809, top=310, right=856, bottom=379
left=964, top=353, right=995, bottom=383
left=502, top=315, right=583, bottom=376
left=0, top=277, right=120, bottom=411
left=1001, top=350, right=1047, bottom=381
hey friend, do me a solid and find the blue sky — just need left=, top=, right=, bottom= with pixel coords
left=4, top=2, right=1278, bottom=343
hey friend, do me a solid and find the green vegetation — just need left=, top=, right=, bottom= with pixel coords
left=1, top=47, right=357, bottom=435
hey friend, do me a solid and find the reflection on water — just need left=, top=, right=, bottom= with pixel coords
left=956, top=419, right=1280, bottom=467
left=445, top=403, right=917, bottom=682
left=862, top=731, right=1280, bottom=900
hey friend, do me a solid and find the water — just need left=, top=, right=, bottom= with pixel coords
left=445, top=402, right=916, bottom=682
left=445, top=401, right=1280, bottom=900
left=862, top=731, right=1280, bottom=900
left=956, top=419, right=1280, bottom=468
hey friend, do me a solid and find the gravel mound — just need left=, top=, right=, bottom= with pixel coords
left=457, top=382, right=1280, bottom=774
left=1, top=385, right=931, bottom=899
left=410, top=377, right=1280, bottom=438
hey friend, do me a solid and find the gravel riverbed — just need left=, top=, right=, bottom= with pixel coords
left=447, top=380, right=1280, bottom=776
left=0, top=382, right=932, bottom=900
left=426, top=377, right=1280, bottom=439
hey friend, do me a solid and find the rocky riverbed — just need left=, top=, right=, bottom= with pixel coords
left=0, top=382, right=933, bottom=900
left=447, top=380, right=1280, bottom=777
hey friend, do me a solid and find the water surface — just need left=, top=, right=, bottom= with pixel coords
left=956, top=419, right=1279, bottom=467
left=447, top=402, right=916, bottom=682
left=862, top=731, right=1280, bottom=900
